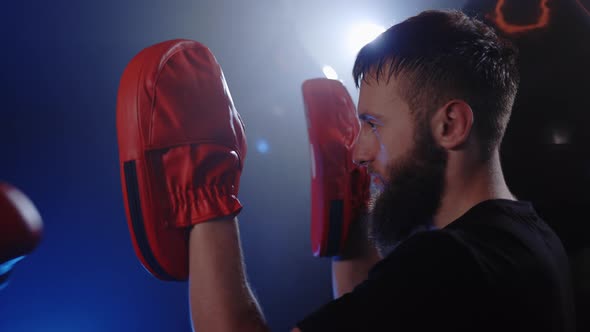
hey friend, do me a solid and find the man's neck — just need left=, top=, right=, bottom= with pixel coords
left=433, top=151, right=515, bottom=229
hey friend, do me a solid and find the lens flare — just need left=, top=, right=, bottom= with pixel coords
left=322, top=65, right=339, bottom=80
left=256, top=139, right=270, bottom=154
left=577, top=0, right=590, bottom=16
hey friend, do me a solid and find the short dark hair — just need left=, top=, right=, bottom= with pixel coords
left=353, top=10, right=519, bottom=160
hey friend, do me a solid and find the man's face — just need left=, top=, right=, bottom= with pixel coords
left=353, top=75, right=447, bottom=255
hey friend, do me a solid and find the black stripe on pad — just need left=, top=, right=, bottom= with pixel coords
left=326, top=199, right=344, bottom=256
left=124, top=160, right=175, bottom=280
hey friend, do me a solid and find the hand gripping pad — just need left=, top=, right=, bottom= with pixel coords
left=302, top=78, right=370, bottom=257
left=116, top=40, right=247, bottom=281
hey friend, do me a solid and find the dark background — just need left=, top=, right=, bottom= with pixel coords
left=1, top=0, right=589, bottom=331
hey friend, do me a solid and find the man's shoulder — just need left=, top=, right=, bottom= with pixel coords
left=369, top=230, right=482, bottom=281
left=388, top=229, right=471, bottom=258
left=442, top=199, right=568, bottom=268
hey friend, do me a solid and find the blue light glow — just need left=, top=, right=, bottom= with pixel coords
left=256, top=139, right=270, bottom=154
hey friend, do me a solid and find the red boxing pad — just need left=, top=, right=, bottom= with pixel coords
left=117, top=40, right=247, bottom=281
left=302, top=78, right=370, bottom=257
left=0, top=182, right=43, bottom=287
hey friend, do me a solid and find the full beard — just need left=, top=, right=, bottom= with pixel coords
left=368, top=124, right=448, bottom=256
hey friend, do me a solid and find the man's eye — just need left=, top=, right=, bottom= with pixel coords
left=359, top=114, right=379, bottom=131
left=367, top=121, right=377, bottom=130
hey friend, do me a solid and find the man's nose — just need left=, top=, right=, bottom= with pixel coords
left=352, top=129, right=373, bottom=167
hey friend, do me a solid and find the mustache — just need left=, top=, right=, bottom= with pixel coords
left=367, top=168, right=386, bottom=184
left=369, top=173, right=386, bottom=199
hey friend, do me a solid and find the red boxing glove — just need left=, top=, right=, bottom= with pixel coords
left=117, top=39, right=247, bottom=281
left=302, top=78, right=371, bottom=257
left=0, top=182, right=43, bottom=289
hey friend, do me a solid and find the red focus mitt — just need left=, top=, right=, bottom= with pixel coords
left=0, top=182, right=43, bottom=289
left=302, top=78, right=370, bottom=257
left=116, top=40, right=247, bottom=281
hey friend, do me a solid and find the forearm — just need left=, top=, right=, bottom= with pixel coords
left=188, top=217, right=269, bottom=332
left=332, top=249, right=380, bottom=298
left=331, top=216, right=381, bottom=298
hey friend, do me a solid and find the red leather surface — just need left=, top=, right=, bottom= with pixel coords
left=0, top=182, right=43, bottom=264
left=302, top=78, right=370, bottom=257
left=116, top=39, right=246, bottom=280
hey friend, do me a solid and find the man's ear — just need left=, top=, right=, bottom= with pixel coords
left=430, top=100, right=474, bottom=150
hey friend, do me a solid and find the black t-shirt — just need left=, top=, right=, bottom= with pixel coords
left=297, top=199, right=576, bottom=332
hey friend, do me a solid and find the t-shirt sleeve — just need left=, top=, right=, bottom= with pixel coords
left=296, top=231, right=483, bottom=332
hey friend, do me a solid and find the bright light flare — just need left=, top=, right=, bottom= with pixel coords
left=256, top=139, right=270, bottom=154
left=349, top=23, right=386, bottom=54
left=322, top=65, right=339, bottom=80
